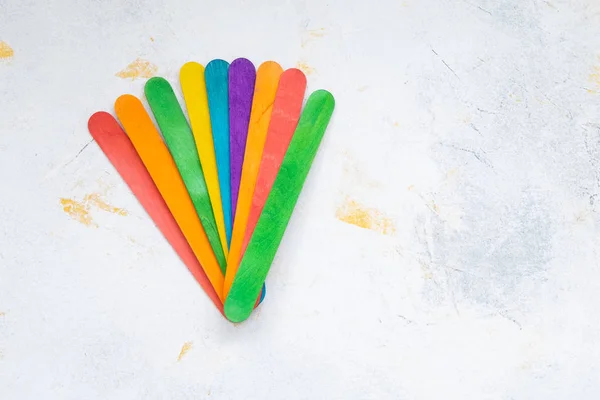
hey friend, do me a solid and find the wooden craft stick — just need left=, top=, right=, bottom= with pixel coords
left=144, top=77, right=227, bottom=272
left=87, top=112, right=223, bottom=310
left=114, top=95, right=226, bottom=302
left=228, top=58, right=256, bottom=221
left=180, top=62, right=229, bottom=256
left=224, top=90, right=335, bottom=322
left=237, top=69, right=306, bottom=269
left=224, top=61, right=283, bottom=298
left=205, top=59, right=233, bottom=245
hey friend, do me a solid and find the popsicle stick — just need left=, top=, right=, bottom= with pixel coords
left=228, top=58, right=256, bottom=221
left=205, top=59, right=232, bottom=245
left=224, top=90, right=335, bottom=322
left=180, top=62, right=229, bottom=257
left=87, top=112, right=223, bottom=312
left=236, top=69, right=306, bottom=280
left=224, top=61, right=283, bottom=298
left=144, top=77, right=227, bottom=272
left=114, top=95, right=226, bottom=302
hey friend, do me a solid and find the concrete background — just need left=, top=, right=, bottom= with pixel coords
left=1, top=0, right=600, bottom=398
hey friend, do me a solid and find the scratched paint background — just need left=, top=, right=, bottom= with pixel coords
left=1, top=0, right=600, bottom=398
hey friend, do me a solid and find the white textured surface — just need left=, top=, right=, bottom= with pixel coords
left=2, top=0, right=600, bottom=398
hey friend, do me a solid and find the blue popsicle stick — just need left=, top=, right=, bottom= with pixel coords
left=205, top=59, right=233, bottom=245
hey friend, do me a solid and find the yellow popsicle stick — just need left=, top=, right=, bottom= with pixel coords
left=115, top=94, right=225, bottom=302
left=180, top=62, right=229, bottom=256
left=224, top=61, right=283, bottom=298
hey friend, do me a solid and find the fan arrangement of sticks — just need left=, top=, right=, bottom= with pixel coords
left=88, top=58, right=335, bottom=322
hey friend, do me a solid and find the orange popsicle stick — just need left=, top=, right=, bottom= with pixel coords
left=239, top=69, right=306, bottom=266
left=88, top=112, right=223, bottom=313
left=224, top=61, right=283, bottom=298
left=114, top=95, right=225, bottom=302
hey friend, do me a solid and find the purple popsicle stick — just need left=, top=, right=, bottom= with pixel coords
left=229, top=58, right=256, bottom=222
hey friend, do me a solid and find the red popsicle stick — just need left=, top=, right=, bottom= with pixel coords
left=88, top=111, right=223, bottom=314
left=240, top=69, right=306, bottom=258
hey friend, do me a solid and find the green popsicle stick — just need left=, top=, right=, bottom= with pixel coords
left=145, top=77, right=227, bottom=272
left=224, top=90, right=335, bottom=322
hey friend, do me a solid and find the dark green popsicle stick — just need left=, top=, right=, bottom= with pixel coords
left=224, top=90, right=335, bottom=322
left=145, top=77, right=227, bottom=272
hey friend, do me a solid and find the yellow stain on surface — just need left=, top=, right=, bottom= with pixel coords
left=60, top=193, right=127, bottom=227
left=573, top=209, right=592, bottom=224
left=301, top=28, right=326, bottom=47
left=418, top=260, right=433, bottom=280
left=428, top=200, right=440, bottom=214
left=60, top=198, right=96, bottom=227
left=0, top=312, right=5, bottom=317
left=84, top=193, right=128, bottom=216
left=508, top=93, right=522, bottom=103
left=336, top=197, right=395, bottom=235
left=115, top=58, right=157, bottom=80
left=0, top=41, right=14, bottom=59
left=296, top=61, right=315, bottom=75
left=308, top=28, right=326, bottom=38
left=589, top=63, right=600, bottom=91
left=446, top=168, right=458, bottom=178
left=177, top=342, right=193, bottom=361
